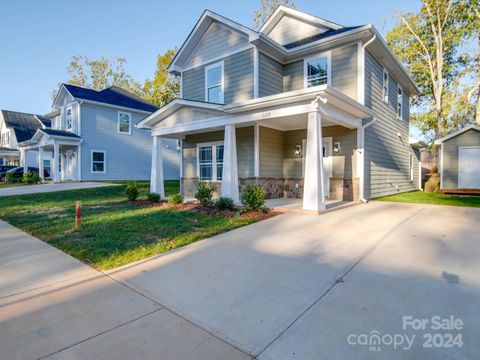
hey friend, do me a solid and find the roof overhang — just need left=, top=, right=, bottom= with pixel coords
left=18, top=129, right=82, bottom=148
left=0, top=148, right=20, bottom=156
left=409, top=136, right=428, bottom=149
left=435, top=124, right=480, bottom=144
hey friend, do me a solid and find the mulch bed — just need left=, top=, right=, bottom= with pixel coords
left=131, top=200, right=280, bottom=221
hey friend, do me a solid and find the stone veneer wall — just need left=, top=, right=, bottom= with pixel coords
left=182, top=177, right=359, bottom=201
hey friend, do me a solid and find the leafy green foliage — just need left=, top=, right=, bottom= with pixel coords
left=0, top=181, right=258, bottom=269
left=124, top=180, right=139, bottom=201
left=253, top=0, right=296, bottom=30
left=147, top=192, right=161, bottom=202
left=215, top=196, right=235, bottom=211
left=168, top=193, right=184, bottom=205
left=194, top=180, right=216, bottom=207
left=5, top=171, right=19, bottom=183
left=22, top=172, right=40, bottom=184
left=242, top=184, right=265, bottom=211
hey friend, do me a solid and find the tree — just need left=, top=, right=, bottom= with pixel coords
left=253, top=0, right=296, bottom=30
left=142, top=49, right=180, bottom=107
left=386, top=0, right=465, bottom=140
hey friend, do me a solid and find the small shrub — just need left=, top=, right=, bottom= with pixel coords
left=194, top=180, right=216, bottom=207
left=242, top=184, right=265, bottom=211
left=147, top=192, right=161, bottom=202
left=215, top=196, right=235, bottom=210
left=23, top=171, right=39, bottom=184
left=168, top=193, right=184, bottom=205
left=124, top=181, right=139, bottom=201
left=5, top=171, right=18, bottom=183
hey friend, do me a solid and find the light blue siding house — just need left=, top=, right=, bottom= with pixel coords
left=19, top=84, right=179, bottom=182
left=139, top=6, right=424, bottom=212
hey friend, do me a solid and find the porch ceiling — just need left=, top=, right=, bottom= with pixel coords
left=261, top=113, right=338, bottom=131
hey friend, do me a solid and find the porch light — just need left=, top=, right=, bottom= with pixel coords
left=295, top=144, right=302, bottom=156
left=334, top=141, right=341, bottom=153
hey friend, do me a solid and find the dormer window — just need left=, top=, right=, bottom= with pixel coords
left=118, top=111, right=131, bottom=134
left=65, top=107, right=73, bottom=131
left=304, top=51, right=331, bottom=88
left=205, top=62, right=224, bottom=104
left=397, top=86, right=403, bottom=119
left=382, top=68, right=389, bottom=103
left=1, top=131, right=9, bottom=147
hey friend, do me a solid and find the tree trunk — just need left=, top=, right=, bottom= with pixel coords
left=476, top=87, right=480, bottom=125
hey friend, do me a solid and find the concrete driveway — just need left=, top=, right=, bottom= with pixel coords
left=1, top=201, right=479, bottom=359
left=0, top=182, right=118, bottom=197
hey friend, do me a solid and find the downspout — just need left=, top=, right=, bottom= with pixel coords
left=359, top=33, right=377, bottom=203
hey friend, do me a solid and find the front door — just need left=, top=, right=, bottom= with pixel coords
left=458, top=147, right=480, bottom=188
left=302, top=137, right=333, bottom=196
left=64, top=151, right=75, bottom=181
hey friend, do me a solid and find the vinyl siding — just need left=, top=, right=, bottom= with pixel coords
left=364, top=50, right=415, bottom=198
left=259, top=53, right=284, bottom=97
left=80, top=104, right=179, bottom=181
left=259, top=126, right=284, bottom=178
left=442, top=130, right=480, bottom=189
left=182, top=48, right=254, bottom=104
left=283, top=126, right=357, bottom=179
left=182, top=127, right=254, bottom=179
left=283, top=60, right=304, bottom=92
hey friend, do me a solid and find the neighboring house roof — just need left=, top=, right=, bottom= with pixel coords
left=409, top=136, right=428, bottom=149
left=0, top=146, right=20, bottom=153
left=435, top=124, right=480, bottom=144
left=59, top=84, right=159, bottom=113
left=0, top=110, right=48, bottom=143
left=283, top=26, right=363, bottom=49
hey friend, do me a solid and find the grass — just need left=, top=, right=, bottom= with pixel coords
left=377, top=191, right=480, bottom=208
left=0, top=180, right=258, bottom=270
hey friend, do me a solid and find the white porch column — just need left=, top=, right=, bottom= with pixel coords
left=357, top=127, right=365, bottom=201
left=52, top=143, right=60, bottom=183
left=38, top=147, right=44, bottom=181
left=221, top=124, right=240, bottom=203
left=20, top=148, right=26, bottom=168
left=303, top=110, right=326, bottom=212
left=150, top=136, right=165, bottom=198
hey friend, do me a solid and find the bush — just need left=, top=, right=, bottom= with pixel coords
left=168, top=193, right=184, bottom=205
left=23, top=171, right=40, bottom=184
left=147, top=192, right=161, bottom=202
left=242, top=184, right=265, bottom=211
left=194, top=180, right=216, bottom=207
left=5, top=171, right=18, bottom=183
left=124, top=181, right=139, bottom=201
left=215, top=196, right=235, bottom=211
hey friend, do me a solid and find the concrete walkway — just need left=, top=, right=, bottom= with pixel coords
left=2, top=202, right=479, bottom=359
left=0, top=182, right=118, bottom=197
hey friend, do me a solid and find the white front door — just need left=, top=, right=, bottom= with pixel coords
left=458, top=147, right=480, bottom=189
left=302, top=137, right=333, bottom=196
left=64, top=151, right=75, bottom=181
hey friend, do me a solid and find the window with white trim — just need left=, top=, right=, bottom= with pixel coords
left=205, top=62, right=224, bottom=104
left=1, top=131, right=9, bottom=146
left=197, top=142, right=224, bottom=181
left=91, top=151, right=106, bottom=173
left=382, top=68, right=389, bottom=103
left=65, top=107, right=73, bottom=130
left=305, top=52, right=330, bottom=88
left=397, top=86, right=403, bottom=119
left=118, top=111, right=131, bottom=134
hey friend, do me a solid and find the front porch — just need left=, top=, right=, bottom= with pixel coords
left=0, top=147, right=20, bottom=166
left=141, top=86, right=374, bottom=213
left=18, top=129, right=82, bottom=183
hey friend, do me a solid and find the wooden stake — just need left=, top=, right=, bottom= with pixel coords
left=75, top=201, right=82, bottom=229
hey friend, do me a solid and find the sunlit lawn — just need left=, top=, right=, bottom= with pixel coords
left=377, top=191, right=480, bottom=208
left=0, top=181, right=257, bottom=269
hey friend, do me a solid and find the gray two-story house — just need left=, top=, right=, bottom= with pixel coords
left=19, top=84, right=179, bottom=182
left=138, top=6, right=422, bottom=212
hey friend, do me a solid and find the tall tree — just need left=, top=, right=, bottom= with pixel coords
left=386, top=0, right=464, bottom=140
left=142, top=49, right=180, bottom=107
left=253, top=0, right=296, bottom=30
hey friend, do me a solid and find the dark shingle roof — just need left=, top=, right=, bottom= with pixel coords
left=283, top=26, right=364, bottom=50
left=36, top=116, right=52, bottom=128
left=1, top=110, right=46, bottom=143
left=63, top=84, right=159, bottom=113
left=41, top=129, right=81, bottom=139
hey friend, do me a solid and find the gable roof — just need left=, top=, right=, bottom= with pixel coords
left=1, top=110, right=48, bottom=143
left=435, top=124, right=480, bottom=144
left=58, top=84, right=158, bottom=113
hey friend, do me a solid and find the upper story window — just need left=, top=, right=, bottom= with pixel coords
left=118, top=111, right=132, bottom=134
left=1, top=131, right=9, bottom=147
left=382, top=68, right=389, bottom=103
left=197, top=142, right=224, bottom=181
left=304, top=51, right=331, bottom=88
left=397, top=86, right=403, bottom=119
left=65, top=107, right=73, bottom=131
left=205, top=62, right=224, bottom=104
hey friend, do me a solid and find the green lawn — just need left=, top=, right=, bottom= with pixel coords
left=0, top=181, right=258, bottom=269
left=376, top=191, right=480, bottom=208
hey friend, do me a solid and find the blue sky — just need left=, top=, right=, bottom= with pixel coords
left=0, top=0, right=420, bottom=114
